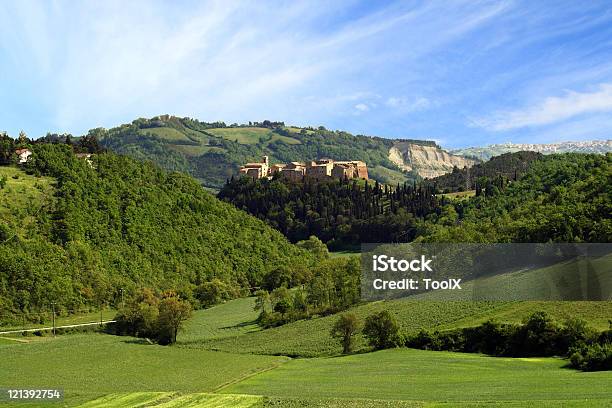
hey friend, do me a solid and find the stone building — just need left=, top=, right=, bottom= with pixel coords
left=239, top=156, right=367, bottom=181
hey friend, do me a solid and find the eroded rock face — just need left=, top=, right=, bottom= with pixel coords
left=389, top=142, right=476, bottom=179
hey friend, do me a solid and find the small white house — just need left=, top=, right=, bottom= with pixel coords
left=15, top=148, right=32, bottom=164
left=75, top=153, right=94, bottom=168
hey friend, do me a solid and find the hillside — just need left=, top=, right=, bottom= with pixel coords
left=182, top=261, right=612, bottom=357
left=429, top=151, right=543, bottom=193
left=452, top=140, right=612, bottom=161
left=421, top=153, right=611, bottom=243
left=218, top=175, right=441, bottom=248
left=90, top=115, right=472, bottom=188
left=0, top=144, right=310, bottom=324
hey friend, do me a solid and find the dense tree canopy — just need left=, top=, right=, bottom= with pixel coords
left=219, top=175, right=443, bottom=249
left=0, top=144, right=310, bottom=323
left=420, top=153, right=611, bottom=243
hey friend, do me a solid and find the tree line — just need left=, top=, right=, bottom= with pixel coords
left=330, top=310, right=611, bottom=371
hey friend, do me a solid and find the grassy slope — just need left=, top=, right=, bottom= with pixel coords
left=225, top=348, right=612, bottom=405
left=180, top=297, right=261, bottom=343
left=178, top=257, right=612, bottom=357
left=2, top=293, right=610, bottom=406
left=439, top=301, right=612, bottom=331
left=182, top=298, right=612, bottom=357
left=206, top=127, right=275, bottom=144
left=205, top=127, right=302, bottom=146
left=180, top=300, right=507, bottom=357
left=440, top=190, right=476, bottom=200
left=0, top=333, right=288, bottom=407
left=140, top=127, right=195, bottom=143
left=0, top=166, right=54, bottom=239
left=406, top=254, right=612, bottom=305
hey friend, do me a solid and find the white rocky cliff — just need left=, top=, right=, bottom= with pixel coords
left=389, top=142, right=476, bottom=179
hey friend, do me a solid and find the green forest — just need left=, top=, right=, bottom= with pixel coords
left=0, top=139, right=310, bottom=324
left=430, top=151, right=543, bottom=193
left=219, top=153, right=611, bottom=246
left=219, top=176, right=442, bottom=249
left=422, top=153, right=611, bottom=243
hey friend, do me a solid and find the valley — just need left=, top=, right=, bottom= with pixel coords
left=0, top=128, right=610, bottom=407
left=1, top=295, right=611, bottom=407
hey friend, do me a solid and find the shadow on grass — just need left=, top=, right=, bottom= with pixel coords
left=220, top=319, right=259, bottom=330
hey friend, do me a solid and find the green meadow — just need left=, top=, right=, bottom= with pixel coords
left=0, top=333, right=288, bottom=406
left=205, top=127, right=301, bottom=146
left=2, top=333, right=610, bottom=407
left=225, top=348, right=612, bottom=405
left=2, top=250, right=611, bottom=406
left=180, top=293, right=612, bottom=357
left=0, top=166, right=54, bottom=239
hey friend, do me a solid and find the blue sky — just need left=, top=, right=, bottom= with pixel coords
left=2, top=1, right=612, bottom=148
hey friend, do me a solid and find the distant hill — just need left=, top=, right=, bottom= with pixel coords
left=89, top=115, right=472, bottom=188
left=0, top=144, right=309, bottom=323
left=451, top=140, right=612, bottom=161
left=429, top=151, right=543, bottom=193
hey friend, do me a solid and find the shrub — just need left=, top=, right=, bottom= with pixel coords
left=505, top=311, right=561, bottom=356
left=406, top=329, right=444, bottom=351
left=363, top=310, right=403, bottom=350
left=194, top=279, right=238, bottom=308
left=569, top=343, right=612, bottom=371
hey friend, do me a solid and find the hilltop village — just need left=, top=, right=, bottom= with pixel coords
left=239, top=156, right=368, bottom=181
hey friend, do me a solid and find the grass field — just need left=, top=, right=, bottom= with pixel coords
left=206, top=128, right=274, bottom=144
left=2, top=254, right=610, bottom=406
left=180, top=292, right=612, bottom=357
left=0, top=308, right=117, bottom=333
left=2, top=295, right=610, bottom=406
left=205, top=127, right=301, bottom=146
left=0, top=333, right=288, bottom=406
left=80, top=392, right=263, bottom=407
left=329, top=249, right=361, bottom=258
left=225, top=348, right=612, bottom=405
left=367, top=165, right=410, bottom=186
left=0, top=166, right=54, bottom=239
left=140, top=127, right=195, bottom=143
left=180, top=297, right=261, bottom=343
left=406, top=254, right=612, bottom=306
left=171, top=144, right=225, bottom=156
left=284, top=126, right=314, bottom=135
left=438, top=301, right=612, bottom=331
left=181, top=300, right=508, bottom=357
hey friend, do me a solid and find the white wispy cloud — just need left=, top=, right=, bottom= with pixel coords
left=473, top=83, right=612, bottom=131
left=385, top=96, right=431, bottom=111
left=0, top=0, right=516, bottom=136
